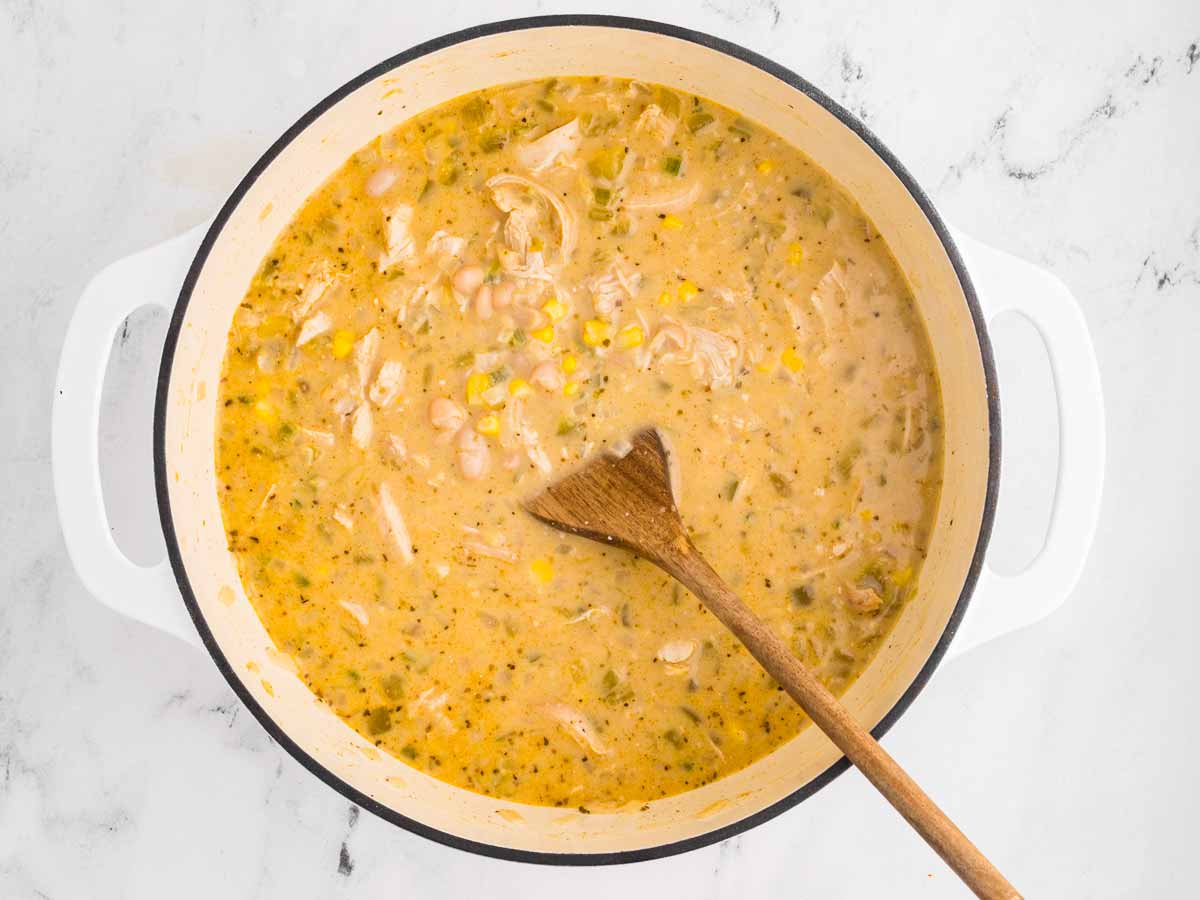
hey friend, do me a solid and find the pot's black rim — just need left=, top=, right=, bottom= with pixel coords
left=154, top=14, right=1000, bottom=867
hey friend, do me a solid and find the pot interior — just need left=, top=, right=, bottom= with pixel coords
left=160, top=21, right=992, bottom=858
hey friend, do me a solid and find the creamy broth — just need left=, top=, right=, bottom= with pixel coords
left=216, top=77, right=943, bottom=808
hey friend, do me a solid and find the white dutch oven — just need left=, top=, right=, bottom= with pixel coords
left=52, top=17, right=1105, bottom=863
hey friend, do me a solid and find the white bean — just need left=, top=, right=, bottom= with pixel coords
left=513, top=306, right=547, bottom=330
left=429, top=397, right=466, bottom=431
left=491, top=280, right=514, bottom=309
left=456, top=428, right=490, bottom=480
left=452, top=264, right=485, bottom=297
left=530, top=360, right=564, bottom=392
left=474, top=284, right=493, bottom=320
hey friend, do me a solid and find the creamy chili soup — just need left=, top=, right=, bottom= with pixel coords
left=216, top=77, right=943, bottom=809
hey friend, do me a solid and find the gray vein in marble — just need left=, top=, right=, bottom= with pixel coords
left=941, top=39, right=1197, bottom=190
left=1135, top=223, right=1200, bottom=293
left=702, top=0, right=781, bottom=28
left=337, top=805, right=361, bottom=878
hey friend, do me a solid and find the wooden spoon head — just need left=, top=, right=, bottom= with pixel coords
left=522, top=427, right=687, bottom=563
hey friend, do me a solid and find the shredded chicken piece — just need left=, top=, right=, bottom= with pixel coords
left=647, top=318, right=740, bottom=389
left=377, top=482, right=414, bottom=563
left=295, top=311, right=332, bottom=347
left=564, top=607, right=612, bottom=624
left=487, top=173, right=577, bottom=264
left=365, top=166, right=399, bottom=197
left=393, top=277, right=443, bottom=327
left=411, top=687, right=448, bottom=715
left=257, top=483, right=277, bottom=511
left=289, top=263, right=340, bottom=321
left=384, top=433, right=407, bottom=463
left=426, top=230, right=467, bottom=263
left=410, top=687, right=457, bottom=734
left=502, top=208, right=531, bottom=255
left=587, top=262, right=641, bottom=317
left=429, top=397, right=466, bottom=431
left=810, top=262, right=847, bottom=336
left=624, top=179, right=701, bottom=213
left=544, top=704, right=610, bottom=756
left=609, top=438, right=634, bottom=459
left=709, top=286, right=748, bottom=309
left=529, top=360, right=564, bottom=392
left=368, top=360, right=405, bottom=408
left=784, top=297, right=811, bottom=338
left=702, top=730, right=726, bottom=762
left=515, top=118, right=582, bottom=173
left=332, top=504, right=354, bottom=531
left=350, top=403, right=373, bottom=449
left=339, top=600, right=369, bottom=627
left=464, top=541, right=518, bottom=563
left=324, top=374, right=361, bottom=418
left=844, top=583, right=883, bottom=613
left=354, top=328, right=380, bottom=388
left=633, top=103, right=677, bottom=145
left=496, top=247, right=553, bottom=282
left=502, top=398, right=552, bottom=475
left=647, top=320, right=687, bottom=356
left=299, top=427, right=335, bottom=448
left=378, top=203, right=416, bottom=272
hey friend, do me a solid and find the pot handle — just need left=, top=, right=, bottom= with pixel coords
left=52, top=224, right=209, bottom=649
left=945, top=229, right=1105, bottom=658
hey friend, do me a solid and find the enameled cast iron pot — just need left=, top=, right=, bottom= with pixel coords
left=52, top=16, right=1105, bottom=864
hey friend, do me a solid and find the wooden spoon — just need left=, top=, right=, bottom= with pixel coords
left=524, top=428, right=1020, bottom=900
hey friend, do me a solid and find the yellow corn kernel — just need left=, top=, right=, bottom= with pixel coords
left=476, top=414, right=500, bottom=436
left=787, top=241, right=805, bottom=266
left=858, top=508, right=875, bottom=522
left=466, top=371, right=490, bottom=405
left=563, top=381, right=581, bottom=398
left=253, top=400, right=277, bottom=424
left=660, top=214, right=684, bottom=231
left=542, top=298, right=568, bottom=322
left=893, top=566, right=914, bottom=587
left=657, top=289, right=674, bottom=305
left=756, top=159, right=776, bottom=175
left=331, top=329, right=355, bottom=359
left=781, top=347, right=805, bottom=372
left=677, top=279, right=699, bottom=302
left=582, top=319, right=611, bottom=346
left=530, top=325, right=555, bottom=344
left=507, top=378, right=532, bottom=398
left=616, top=324, right=644, bottom=349
left=561, top=353, right=579, bottom=374
left=530, top=557, right=554, bottom=584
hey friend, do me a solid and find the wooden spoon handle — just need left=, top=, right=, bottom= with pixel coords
left=664, top=542, right=1021, bottom=900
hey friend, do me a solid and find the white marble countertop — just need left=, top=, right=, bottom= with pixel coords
left=3, top=1, right=1197, bottom=896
